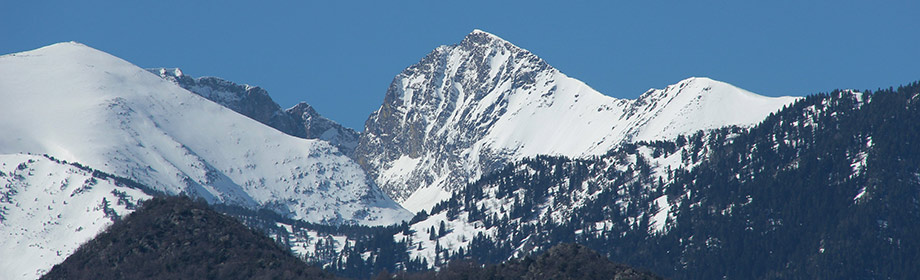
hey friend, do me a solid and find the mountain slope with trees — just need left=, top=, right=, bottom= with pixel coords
left=283, top=80, right=920, bottom=279
left=386, top=243, right=661, bottom=280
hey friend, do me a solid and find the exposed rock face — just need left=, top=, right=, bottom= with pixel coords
left=354, top=30, right=797, bottom=212
left=356, top=29, right=567, bottom=209
left=152, top=68, right=360, bottom=155
left=286, top=102, right=360, bottom=155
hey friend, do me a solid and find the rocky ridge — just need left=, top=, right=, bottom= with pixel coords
left=152, top=68, right=360, bottom=155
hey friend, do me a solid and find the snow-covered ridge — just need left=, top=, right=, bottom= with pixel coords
left=0, top=42, right=410, bottom=225
left=622, top=76, right=799, bottom=142
left=355, top=30, right=799, bottom=212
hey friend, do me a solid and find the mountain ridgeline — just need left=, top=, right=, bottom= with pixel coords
left=151, top=68, right=360, bottom=156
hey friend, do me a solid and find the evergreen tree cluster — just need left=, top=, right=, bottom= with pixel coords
left=380, top=243, right=661, bottom=280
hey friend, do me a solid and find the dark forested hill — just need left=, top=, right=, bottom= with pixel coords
left=41, top=196, right=336, bottom=280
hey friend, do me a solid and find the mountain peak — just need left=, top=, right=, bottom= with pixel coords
left=47, top=41, right=89, bottom=49
left=655, top=76, right=763, bottom=99
left=289, top=101, right=318, bottom=115
left=680, top=76, right=714, bottom=84
left=30, top=41, right=102, bottom=56
left=628, top=77, right=799, bottom=141
left=357, top=30, right=604, bottom=209
left=459, top=29, right=530, bottom=55
left=468, top=29, right=500, bottom=39
left=356, top=32, right=799, bottom=212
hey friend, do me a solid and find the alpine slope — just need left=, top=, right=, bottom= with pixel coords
left=0, top=42, right=411, bottom=226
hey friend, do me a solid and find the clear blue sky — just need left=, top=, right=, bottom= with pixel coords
left=4, top=1, right=919, bottom=130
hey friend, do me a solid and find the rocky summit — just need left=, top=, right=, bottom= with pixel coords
left=354, top=30, right=797, bottom=212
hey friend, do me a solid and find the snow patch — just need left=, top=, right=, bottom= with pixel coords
left=402, top=184, right=454, bottom=213
left=649, top=195, right=671, bottom=234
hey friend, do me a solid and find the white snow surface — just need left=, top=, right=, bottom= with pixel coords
left=0, top=154, right=151, bottom=279
left=359, top=30, right=800, bottom=212
left=650, top=195, right=672, bottom=234
left=0, top=42, right=411, bottom=226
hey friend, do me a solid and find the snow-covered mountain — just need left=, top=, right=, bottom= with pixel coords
left=0, top=42, right=410, bottom=226
left=0, top=154, right=151, bottom=279
left=354, top=30, right=799, bottom=212
left=150, top=68, right=360, bottom=155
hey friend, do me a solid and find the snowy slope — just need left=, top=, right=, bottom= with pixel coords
left=624, top=77, right=797, bottom=142
left=355, top=30, right=798, bottom=212
left=0, top=154, right=151, bottom=279
left=0, top=42, right=410, bottom=225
